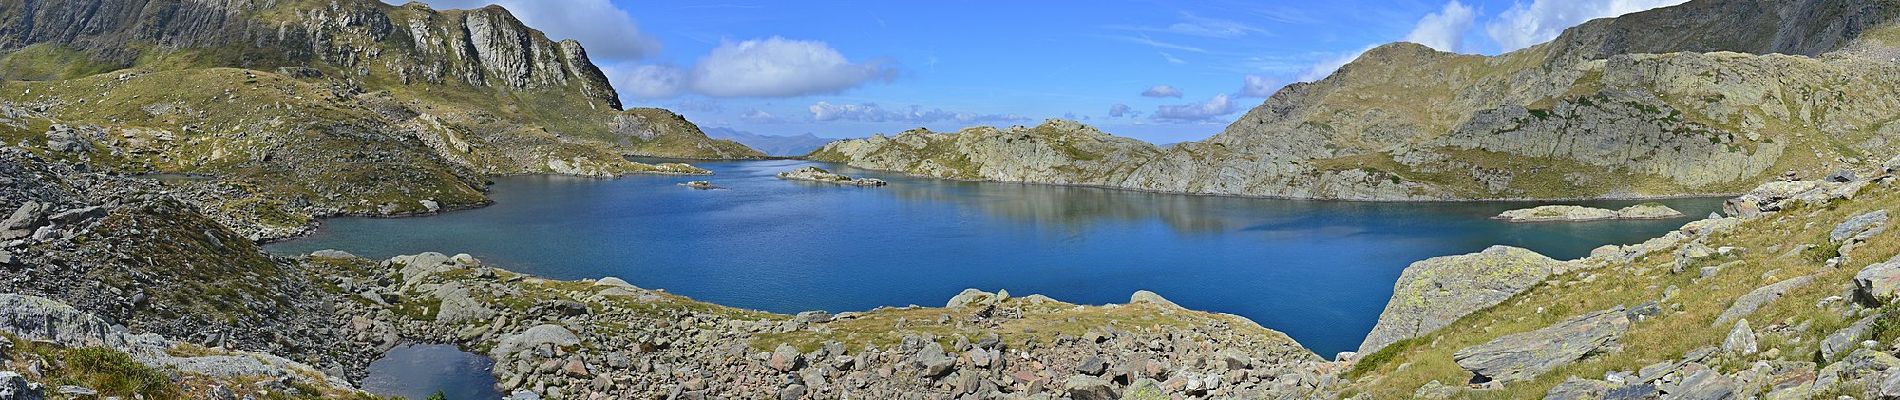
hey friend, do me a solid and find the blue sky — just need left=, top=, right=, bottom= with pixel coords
left=397, top=0, right=1688, bottom=143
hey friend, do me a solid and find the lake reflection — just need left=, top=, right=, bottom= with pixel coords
left=270, top=159, right=1721, bottom=355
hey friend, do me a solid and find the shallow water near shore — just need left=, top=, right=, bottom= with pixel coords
left=273, top=159, right=1720, bottom=359
left=360, top=343, right=501, bottom=400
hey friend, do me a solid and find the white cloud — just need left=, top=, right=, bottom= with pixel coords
left=1160, top=12, right=1270, bottom=38
left=809, top=102, right=1028, bottom=124
left=608, top=64, right=688, bottom=99
left=1141, top=85, right=1185, bottom=98
left=1297, top=46, right=1373, bottom=82
left=1236, top=74, right=1279, bottom=98
left=611, top=37, right=894, bottom=99
left=389, top=0, right=659, bottom=60
left=740, top=109, right=784, bottom=123
left=1486, top=0, right=1690, bottom=51
left=691, top=37, right=896, bottom=97
left=1153, top=94, right=1240, bottom=122
left=1108, top=104, right=1139, bottom=118
left=1160, top=52, right=1187, bottom=65
left=1403, top=1, right=1477, bottom=52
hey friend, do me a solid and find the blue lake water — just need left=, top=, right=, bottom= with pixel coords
left=271, top=159, right=1721, bottom=359
left=360, top=343, right=501, bottom=400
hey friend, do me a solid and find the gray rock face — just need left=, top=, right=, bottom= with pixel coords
left=0, top=372, right=42, bottom=400
left=1722, top=320, right=1757, bottom=355
left=1714, top=275, right=1814, bottom=326
left=1831, top=210, right=1890, bottom=243
left=1454, top=307, right=1632, bottom=384
left=491, top=324, right=580, bottom=362
left=0, top=0, right=623, bottom=108
left=1855, top=255, right=1900, bottom=305
left=1360, top=246, right=1561, bottom=354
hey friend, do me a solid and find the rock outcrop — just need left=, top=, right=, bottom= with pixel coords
left=1492, top=203, right=1687, bottom=222
left=1453, top=307, right=1633, bottom=384
left=777, top=166, right=887, bottom=186
left=1358, top=246, right=1562, bottom=354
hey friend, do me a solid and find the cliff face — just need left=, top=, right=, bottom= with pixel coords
left=817, top=0, right=1900, bottom=200
left=0, top=0, right=621, bottom=108
left=0, top=0, right=762, bottom=239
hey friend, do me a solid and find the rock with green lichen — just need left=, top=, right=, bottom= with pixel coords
left=1359, top=246, right=1561, bottom=354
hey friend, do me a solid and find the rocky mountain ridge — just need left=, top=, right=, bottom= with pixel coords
left=814, top=0, right=1900, bottom=201
left=0, top=0, right=763, bottom=240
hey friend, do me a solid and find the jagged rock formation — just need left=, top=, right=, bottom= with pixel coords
left=0, top=0, right=762, bottom=240
left=815, top=0, right=1900, bottom=201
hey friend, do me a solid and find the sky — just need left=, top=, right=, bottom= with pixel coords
left=390, top=0, right=1690, bottom=144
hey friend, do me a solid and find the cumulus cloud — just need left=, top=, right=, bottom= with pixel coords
left=1140, top=85, right=1185, bottom=98
left=1108, top=104, right=1139, bottom=118
left=1297, top=46, right=1374, bottom=82
left=1486, top=0, right=1690, bottom=51
left=691, top=37, right=897, bottom=97
left=611, top=37, right=895, bottom=99
left=808, top=102, right=1028, bottom=124
left=1403, top=1, right=1477, bottom=52
left=1236, top=75, right=1279, bottom=98
left=1152, top=94, right=1240, bottom=122
left=389, top=0, right=660, bottom=59
left=740, top=109, right=784, bottom=123
left=609, top=64, right=688, bottom=99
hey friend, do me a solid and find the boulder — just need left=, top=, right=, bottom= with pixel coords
left=1454, top=307, right=1632, bottom=383
left=1544, top=377, right=1613, bottom=400
left=1830, top=210, right=1889, bottom=243
left=1827, top=170, right=1859, bottom=182
left=1360, top=246, right=1560, bottom=354
left=1722, top=320, right=1757, bottom=355
left=1855, top=255, right=1900, bottom=305
left=912, top=341, right=955, bottom=378
left=769, top=344, right=804, bottom=372
left=1714, top=275, right=1814, bottom=326
left=491, top=324, right=580, bottom=361
left=431, top=283, right=496, bottom=325
left=1129, top=290, right=1181, bottom=309
left=1662, top=369, right=1736, bottom=400
left=1820, top=314, right=1880, bottom=362
left=1063, top=375, right=1117, bottom=400
left=946, top=289, right=1002, bottom=308
left=0, top=372, right=43, bottom=400
left=1077, top=355, right=1109, bottom=376
left=0, top=202, right=45, bottom=240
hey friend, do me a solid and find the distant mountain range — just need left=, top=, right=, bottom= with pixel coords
left=703, top=127, right=842, bottom=157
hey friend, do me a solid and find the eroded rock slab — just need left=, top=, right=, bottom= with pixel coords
left=1454, top=307, right=1632, bottom=384
left=1360, top=246, right=1561, bottom=354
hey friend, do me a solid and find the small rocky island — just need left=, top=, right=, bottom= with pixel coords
left=680, top=180, right=721, bottom=189
left=1493, top=203, right=1685, bottom=222
left=777, top=166, right=888, bottom=186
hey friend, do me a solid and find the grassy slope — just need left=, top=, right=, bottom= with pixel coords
left=1344, top=184, right=1900, bottom=398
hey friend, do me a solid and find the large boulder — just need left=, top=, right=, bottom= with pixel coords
left=1453, top=307, right=1632, bottom=384
left=491, top=324, right=580, bottom=361
left=1714, top=275, right=1814, bottom=326
left=1830, top=210, right=1889, bottom=243
left=1854, top=255, right=1900, bottom=306
left=1359, top=246, right=1561, bottom=354
left=0, top=372, right=43, bottom=400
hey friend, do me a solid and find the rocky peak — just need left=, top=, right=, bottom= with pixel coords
left=1539, top=0, right=1900, bottom=63
left=0, top=0, right=623, bottom=108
